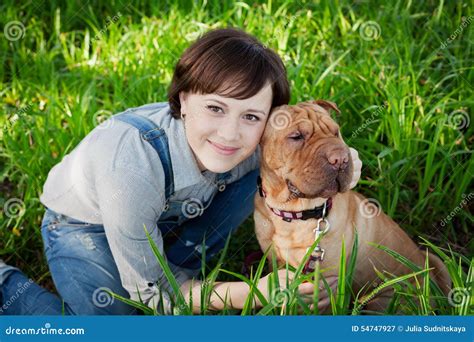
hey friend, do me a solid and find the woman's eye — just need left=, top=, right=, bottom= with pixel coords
left=207, top=105, right=223, bottom=113
left=244, top=114, right=260, bottom=122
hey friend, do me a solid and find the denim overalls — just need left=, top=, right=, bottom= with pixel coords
left=0, top=111, right=259, bottom=315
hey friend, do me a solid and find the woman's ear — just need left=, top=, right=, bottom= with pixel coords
left=179, top=91, right=189, bottom=113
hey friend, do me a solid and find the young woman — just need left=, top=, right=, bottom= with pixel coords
left=0, top=28, right=362, bottom=315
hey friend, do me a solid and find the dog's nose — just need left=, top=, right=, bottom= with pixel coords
left=326, top=149, right=349, bottom=170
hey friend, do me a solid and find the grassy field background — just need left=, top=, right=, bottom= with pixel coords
left=0, top=0, right=472, bottom=313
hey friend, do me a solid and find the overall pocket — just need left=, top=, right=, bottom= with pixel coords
left=40, top=208, right=99, bottom=256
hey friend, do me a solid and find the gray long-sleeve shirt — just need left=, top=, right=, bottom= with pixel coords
left=39, top=102, right=260, bottom=314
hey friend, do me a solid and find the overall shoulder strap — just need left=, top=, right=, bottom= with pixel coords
left=113, top=111, right=175, bottom=200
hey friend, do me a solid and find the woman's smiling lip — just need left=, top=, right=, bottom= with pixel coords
left=207, top=140, right=240, bottom=155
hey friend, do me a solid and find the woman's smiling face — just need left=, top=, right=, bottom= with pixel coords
left=179, top=83, right=273, bottom=173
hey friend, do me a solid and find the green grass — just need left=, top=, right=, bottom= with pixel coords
left=0, top=0, right=472, bottom=314
left=124, top=228, right=472, bottom=315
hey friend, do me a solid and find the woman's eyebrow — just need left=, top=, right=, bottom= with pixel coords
left=207, top=98, right=267, bottom=116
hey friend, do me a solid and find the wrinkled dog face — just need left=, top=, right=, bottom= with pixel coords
left=261, top=100, right=353, bottom=199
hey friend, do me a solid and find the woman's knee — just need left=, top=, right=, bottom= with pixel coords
left=64, top=287, right=138, bottom=315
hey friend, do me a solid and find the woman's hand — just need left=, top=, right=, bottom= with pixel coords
left=256, top=269, right=338, bottom=313
left=304, top=276, right=338, bottom=314
left=348, top=147, right=362, bottom=189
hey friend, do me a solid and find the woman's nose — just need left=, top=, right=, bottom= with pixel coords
left=216, top=119, right=240, bottom=142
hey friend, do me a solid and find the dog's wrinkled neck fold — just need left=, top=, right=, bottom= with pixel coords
left=257, top=175, right=333, bottom=223
left=259, top=170, right=331, bottom=211
left=259, top=168, right=293, bottom=203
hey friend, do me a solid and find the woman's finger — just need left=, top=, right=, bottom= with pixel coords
left=297, top=282, right=315, bottom=295
left=298, top=278, right=338, bottom=300
left=308, top=296, right=331, bottom=312
left=317, top=296, right=331, bottom=312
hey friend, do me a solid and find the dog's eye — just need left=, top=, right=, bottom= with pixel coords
left=288, top=132, right=304, bottom=140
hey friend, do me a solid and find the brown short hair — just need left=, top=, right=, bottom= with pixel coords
left=167, top=27, right=290, bottom=118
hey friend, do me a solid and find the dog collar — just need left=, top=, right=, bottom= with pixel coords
left=257, top=176, right=332, bottom=222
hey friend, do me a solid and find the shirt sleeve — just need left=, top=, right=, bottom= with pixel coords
left=94, top=165, right=190, bottom=314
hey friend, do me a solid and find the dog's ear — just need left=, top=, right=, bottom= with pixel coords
left=312, top=100, right=341, bottom=114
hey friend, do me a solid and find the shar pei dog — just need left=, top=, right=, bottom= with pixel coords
left=253, top=100, right=451, bottom=312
